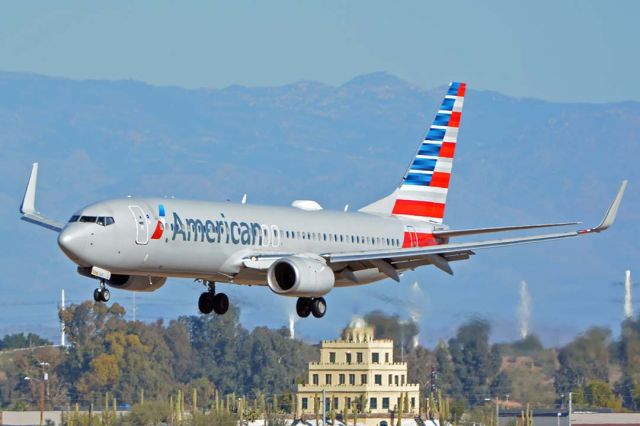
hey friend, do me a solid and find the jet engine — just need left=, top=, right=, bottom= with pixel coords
left=267, top=256, right=335, bottom=297
left=105, top=274, right=167, bottom=292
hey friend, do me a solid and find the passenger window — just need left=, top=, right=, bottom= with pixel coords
left=323, top=233, right=327, bottom=241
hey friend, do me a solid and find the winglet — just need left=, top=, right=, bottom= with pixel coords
left=20, top=162, right=39, bottom=215
left=581, top=180, right=628, bottom=233
left=19, top=163, right=64, bottom=232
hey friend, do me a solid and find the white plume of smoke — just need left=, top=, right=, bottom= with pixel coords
left=625, top=270, right=633, bottom=319
left=288, top=312, right=297, bottom=339
left=410, top=281, right=421, bottom=348
left=518, top=281, right=531, bottom=339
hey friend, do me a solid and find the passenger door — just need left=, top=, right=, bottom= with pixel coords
left=271, top=225, right=281, bottom=248
left=129, top=206, right=149, bottom=245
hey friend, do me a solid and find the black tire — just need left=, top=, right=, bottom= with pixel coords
left=296, top=298, right=311, bottom=318
left=101, top=288, right=111, bottom=302
left=198, top=292, right=214, bottom=314
left=311, top=297, right=327, bottom=318
left=213, top=293, right=229, bottom=315
left=93, top=288, right=102, bottom=302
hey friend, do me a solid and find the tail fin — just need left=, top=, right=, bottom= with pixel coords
left=360, top=81, right=466, bottom=223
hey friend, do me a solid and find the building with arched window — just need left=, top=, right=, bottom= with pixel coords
left=296, top=319, right=420, bottom=426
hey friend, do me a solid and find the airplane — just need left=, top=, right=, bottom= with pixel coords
left=19, top=82, right=628, bottom=319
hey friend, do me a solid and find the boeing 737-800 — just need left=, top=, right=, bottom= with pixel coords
left=20, top=82, right=627, bottom=318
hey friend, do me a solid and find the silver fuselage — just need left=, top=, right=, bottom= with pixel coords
left=58, top=198, right=440, bottom=289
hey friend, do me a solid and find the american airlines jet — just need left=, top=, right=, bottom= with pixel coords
left=20, top=82, right=627, bottom=319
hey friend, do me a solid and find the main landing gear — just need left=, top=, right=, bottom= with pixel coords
left=198, top=281, right=229, bottom=315
left=296, top=297, right=327, bottom=319
left=93, top=280, right=110, bottom=303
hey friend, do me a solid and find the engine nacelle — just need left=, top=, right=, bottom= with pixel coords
left=106, top=274, right=167, bottom=292
left=267, top=256, right=335, bottom=297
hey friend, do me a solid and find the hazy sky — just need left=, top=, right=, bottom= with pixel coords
left=1, top=1, right=637, bottom=102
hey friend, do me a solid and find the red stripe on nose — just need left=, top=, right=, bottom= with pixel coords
left=150, top=222, right=164, bottom=239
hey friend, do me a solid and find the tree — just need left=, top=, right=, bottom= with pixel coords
left=406, top=346, right=435, bottom=398
left=490, top=371, right=512, bottom=399
left=555, top=327, right=611, bottom=394
left=583, top=380, right=621, bottom=410
left=0, top=333, right=51, bottom=350
left=447, top=319, right=501, bottom=404
left=434, top=340, right=461, bottom=398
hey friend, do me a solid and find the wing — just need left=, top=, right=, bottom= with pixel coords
left=432, top=221, right=580, bottom=238
left=329, top=181, right=628, bottom=279
left=20, top=163, right=64, bottom=232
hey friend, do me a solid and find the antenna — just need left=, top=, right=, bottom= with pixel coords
left=60, top=289, right=66, bottom=347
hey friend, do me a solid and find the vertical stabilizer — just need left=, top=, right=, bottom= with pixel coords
left=360, top=82, right=466, bottom=223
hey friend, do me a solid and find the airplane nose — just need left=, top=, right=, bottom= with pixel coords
left=58, top=226, right=87, bottom=259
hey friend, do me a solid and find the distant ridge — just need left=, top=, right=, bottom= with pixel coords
left=0, top=70, right=637, bottom=345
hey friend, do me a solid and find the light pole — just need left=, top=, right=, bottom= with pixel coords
left=569, top=392, right=572, bottom=426
left=557, top=412, right=561, bottom=426
left=24, top=364, right=49, bottom=426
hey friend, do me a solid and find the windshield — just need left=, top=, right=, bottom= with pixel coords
left=69, top=215, right=115, bottom=226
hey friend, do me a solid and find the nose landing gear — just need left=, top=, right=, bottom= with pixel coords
left=198, top=281, right=229, bottom=315
left=93, top=280, right=110, bottom=303
left=296, top=297, right=326, bottom=318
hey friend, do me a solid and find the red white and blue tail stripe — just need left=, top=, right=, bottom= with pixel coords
left=360, top=82, right=465, bottom=224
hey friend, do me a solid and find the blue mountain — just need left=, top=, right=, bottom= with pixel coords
left=0, top=71, right=637, bottom=346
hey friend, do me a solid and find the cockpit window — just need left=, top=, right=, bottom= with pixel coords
left=96, top=216, right=115, bottom=226
left=72, top=215, right=115, bottom=226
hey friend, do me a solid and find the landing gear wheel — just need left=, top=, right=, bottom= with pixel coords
left=198, top=292, right=215, bottom=314
left=93, top=287, right=110, bottom=303
left=311, top=297, right=327, bottom=318
left=213, top=293, right=229, bottom=315
left=296, top=298, right=312, bottom=318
